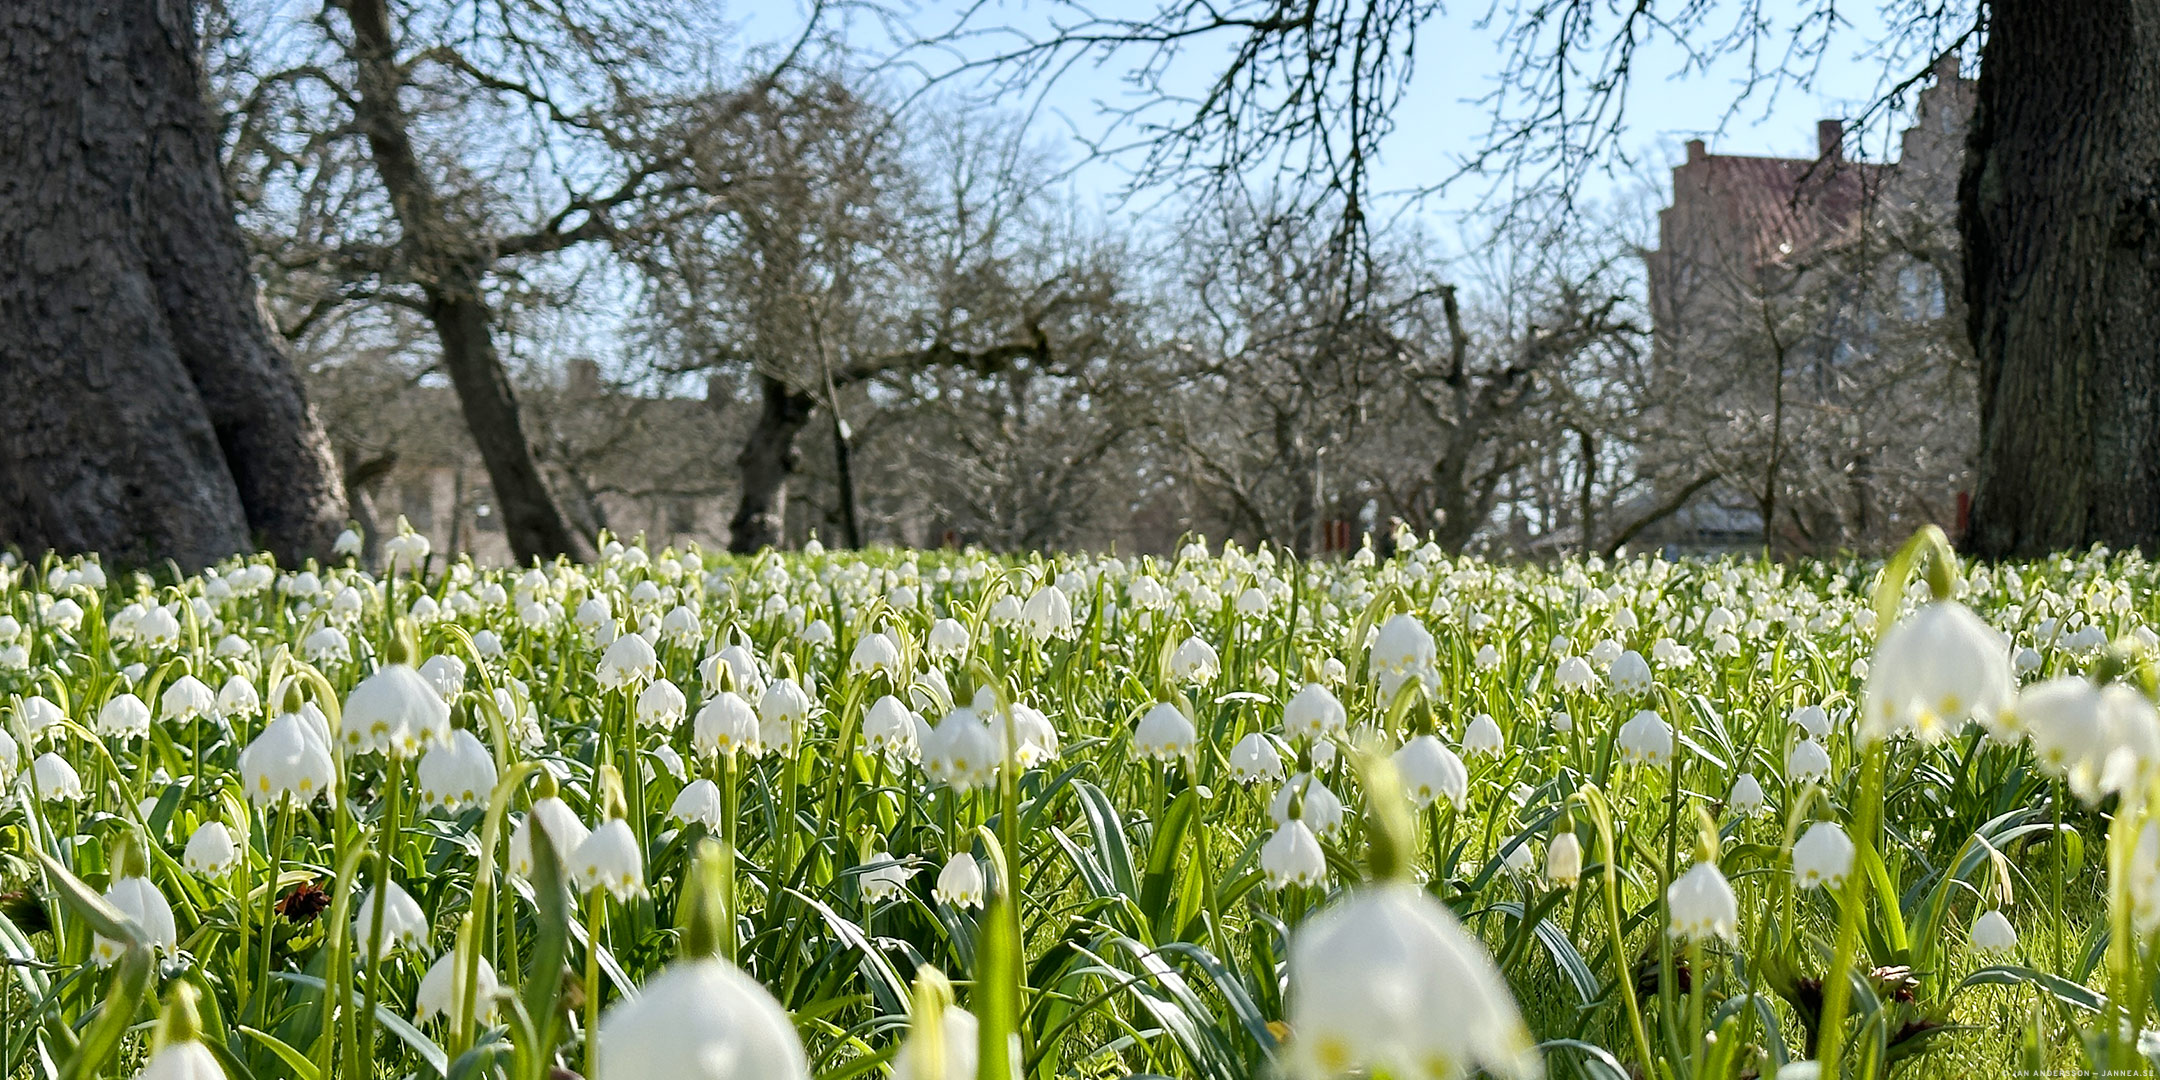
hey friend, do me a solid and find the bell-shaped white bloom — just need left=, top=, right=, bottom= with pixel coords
left=594, top=957, right=810, bottom=1080
left=13, top=694, right=64, bottom=742
left=1169, top=636, right=1220, bottom=684
left=511, top=797, right=591, bottom=883
left=863, top=695, right=921, bottom=760
left=1554, top=655, right=1600, bottom=693
left=2017, top=677, right=2160, bottom=801
left=416, top=654, right=467, bottom=702
left=1229, top=732, right=1285, bottom=784
left=1283, top=683, right=1348, bottom=741
left=1970, top=909, right=2018, bottom=953
left=1789, top=704, right=1832, bottom=738
left=216, top=676, right=260, bottom=720
left=1667, top=861, right=1740, bottom=941
left=1617, top=710, right=1676, bottom=766
left=926, top=619, right=971, bottom=659
left=184, top=821, right=242, bottom=876
left=933, top=852, right=984, bottom=908
left=669, top=779, right=727, bottom=830
left=343, top=663, right=452, bottom=758
left=923, top=709, right=1000, bottom=791
left=162, top=675, right=216, bottom=724
left=693, top=692, right=761, bottom=759
left=239, top=711, right=335, bottom=807
left=1728, top=773, right=1766, bottom=815
left=416, top=953, right=501, bottom=1023
left=849, top=632, right=903, bottom=677
left=1133, top=702, right=1198, bottom=763
left=1461, top=713, right=1505, bottom=757
left=355, top=880, right=430, bottom=960
left=1474, top=644, right=1502, bottom=670
left=139, top=1040, right=227, bottom=1080
left=1785, top=738, right=1831, bottom=784
left=1791, top=821, right=1855, bottom=889
left=95, top=693, right=151, bottom=739
left=893, top=1003, right=981, bottom=1080
left=1020, top=584, right=1073, bottom=642
left=28, top=752, right=83, bottom=801
left=92, top=875, right=177, bottom=964
left=661, top=605, right=702, bottom=645
left=1260, top=820, right=1328, bottom=890
left=598, top=633, right=659, bottom=691
left=1270, top=774, right=1345, bottom=834
left=303, top=626, right=351, bottom=663
left=1546, top=832, right=1583, bottom=889
left=471, top=629, right=505, bottom=658
left=215, top=634, right=253, bottom=660
left=333, top=527, right=364, bottom=557
left=1286, top=883, right=1535, bottom=1080
left=573, top=819, right=647, bottom=900
left=1371, top=614, right=1438, bottom=699
left=416, top=729, right=498, bottom=811
left=757, top=678, right=815, bottom=742
left=1003, top=700, right=1061, bottom=767
left=636, top=678, right=687, bottom=730
left=1393, top=735, right=1468, bottom=810
left=1608, top=650, right=1653, bottom=697
left=858, top=852, right=914, bottom=901
left=136, top=606, right=182, bottom=651
left=1860, top=600, right=2014, bottom=743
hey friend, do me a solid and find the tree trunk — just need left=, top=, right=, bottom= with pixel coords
left=342, top=0, right=590, bottom=565
left=729, top=376, right=817, bottom=553
left=0, top=0, right=346, bottom=570
left=1962, top=1, right=2160, bottom=557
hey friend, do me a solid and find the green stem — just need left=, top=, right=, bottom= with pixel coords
left=359, top=762, right=404, bottom=1080
left=720, top=752, right=740, bottom=965
left=583, top=892, right=605, bottom=1080
left=250, top=804, right=291, bottom=1027
left=1817, top=742, right=1885, bottom=1075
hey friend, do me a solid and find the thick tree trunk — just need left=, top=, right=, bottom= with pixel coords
left=342, top=0, right=590, bottom=565
left=1961, top=2, right=2160, bottom=557
left=0, top=0, right=346, bottom=570
left=728, top=376, right=817, bottom=553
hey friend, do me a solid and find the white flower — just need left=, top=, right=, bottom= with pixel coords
left=342, top=663, right=452, bottom=758
left=1617, top=710, right=1675, bottom=766
left=334, top=528, right=364, bottom=557
left=161, top=675, right=216, bottom=723
left=863, top=695, right=921, bottom=761
left=1789, top=705, right=1831, bottom=738
left=417, top=654, right=467, bottom=701
left=1461, top=714, right=1504, bottom=757
left=28, top=753, right=83, bottom=801
left=933, top=852, right=984, bottom=908
left=511, top=797, right=591, bottom=883
left=139, top=1040, right=227, bottom=1080
left=1282, top=683, right=1348, bottom=741
left=926, top=619, right=971, bottom=658
left=661, top=605, right=702, bottom=645
left=1791, top=821, right=1855, bottom=889
left=1020, top=585, right=1073, bottom=641
left=694, top=692, right=761, bottom=758
left=574, top=819, right=647, bottom=900
left=92, top=875, right=176, bottom=964
left=239, top=712, right=335, bottom=807
left=1971, top=909, right=2018, bottom=953
left=1228, top=733, right=1285, bottom=784
left=416, top=729, right=498, bottom=811
left=1133, top=702, right=1198, bottom=763
left=669, top=780, right=727, bottom=829
left=858, top=852, right=914, bottom=901
left=594, top=958, right=809, bottom=1080
left=95, top=693, right=151, bottom=739
left=1786, top=738, right=1831, bottom=784
left=1270, top=775, right=1345, bottom=834
left=923, top=709, right=999, bottom=791
left=1554, top=655, right=1599, bottom=692
left=303, top=626, right=350, bottom=663
left=355, top=881, right=430, bottom=960
left=1608, top=650, right=1653, bottom=697
left=1667, top=861, right=1739, bottom=941
left=216, top=676, right=260, bottom=720
left=1286, top=883, right=1535, bottom=1080
left=184, top=822, right=242, bottom=876
left=598, top=633, right=659, bottom=691
left=416, top=953, right=501, bottom=1023
left=1474, top=644, right=1502, bottom=669
left=1393, top=735, right=1468, bottom=809
left=1546, top=832, right=1583, bottom=889
left=1728, top=773, right=1766, bottom=815
left=636, top=678, right=688, bottom=730
left=1169, top=636, right=1220, bottom=684
left=1860, top=600, right=2014, bottom=743
left=849, top=632, right=902, bottom=677
left=1261, top=820, right=1328, bottom=890
left=757, top=678, right=815, bottom=746
left=893, top=1004, right=981, bottom=1080
left=1004, top=700, right=1061, bottom=766
left=1371, top=614, right=1437, bottom=698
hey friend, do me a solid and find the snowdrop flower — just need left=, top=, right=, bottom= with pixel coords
left=669, top=780, right=726, bottom=830
left=693, top=692, right=761, bottom=759
left=511, top=797, right=591, bottom=883
left=923, top=709, right=999, bottom=791
left=598, top=633, right=659, bottom=691
left=863, top=695, right=921, bottom=760
left=926, top=619, right=970, bottom=659
left=417, top=654, right=466, bottom=701
left=933, top=853, right=984, bottom=908
left=216, top=676, right=260, bottom=720
left=1285, top=883, right=1535, bottom=1080
left=161, top=675, right=216, bottom=724
left=1970, top=909, right=2018, bottom=953
left=96, top=693, right=151, bottom=739
left=417, top=729, right=498, bottom=811
left=1789, top=704, right=1831, bottom=739
left=1791, top=821, right=1855, bottom=889
left=1667, top=861, right=1740, bottom=941
left=1461, top=714, right=1504, bottom=757
left=1169, top=636, right=1220, bottom=684
left=1554, top=655, right=1599, bottom=692
left=594, top=957, right=810, bottom=1080
left=471, top=629, right=505, bottom=658
left=137, top=606, right=182, bottom=651
left=849, top=631, right=902, bottom=678
left=574, top=818, right=647, bottom=900
left=1282, top=683, right=1347, bottom=741
left=92, top=874, right=176, bottom=965
left=758, top=677, right=814, bottom=734
left=1728, top=773, right=1766, bottom=815
left=1393, top=735, right=1468, bottom=809
left=1546, top=832, right=1583, bottom=889
left=1004, top=700, right=1061, bottom=766
left=215, top=634, right=253, bottom=660
left=416, top=953, right=501, bottom=1024
left=1133, top=702, right=1198, bottom=763
left=636, top=678, right=687, bottom=730
left=382, top=530, right=431, bottom=572
left=1020, top=584, right=1072, bottom=641
left=139, top=1039, right=226, bottom=1080
left=893, top=1003, right=980, bottom=1080
left=858, top=852, right=914, bottom=901
left=303, top=626, right=350, bottom=663
left=2013, top=646, right=2043, bottom=673
left=1228, top=732, right=1285, bottom=784
left=1860, top=600, right=2014, bottom=743
left=355, top=881, right=430, bottom=960
left=1608, top=650, right=1653, bottom=697
left=1501, top=838, right=1536, bottom=876
left=28, top=753, right=83, bottom=801
left=1261, top=820, right=1328, bottom=890
left=1371, top=614, right=1437, bottom=698
left=184, top=821, right=242, bottom=876
left=334, top=527, right=363, bottom=557
left=239, top=712, right=335, bottom=807
left=1270, top=774, right=1346, bottom=834
left=1617, top=710, right=1676, bottom=766
left=1786, top=738, right=1832, bottom=784
left=1474, top=644, right=1502, bottom=669
left=342, top=663, right=451, bottom=758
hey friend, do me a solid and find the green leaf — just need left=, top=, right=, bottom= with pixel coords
left=1959, top=965, right=2106, bottom=1013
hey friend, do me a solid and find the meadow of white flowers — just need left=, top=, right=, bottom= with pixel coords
left=1, top=522, right=2152, bottom=1079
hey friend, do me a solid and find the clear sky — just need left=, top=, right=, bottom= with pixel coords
left=740, top=0, right=1954, bottom=244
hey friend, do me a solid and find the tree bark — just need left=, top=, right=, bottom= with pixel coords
left=0, top=0, right=346, bottom=570
left=728, top=375, right=817, bottom=553
left=1962, top=1, right=2160, bottom=557
left=341, top=0, right=591, bottom=565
